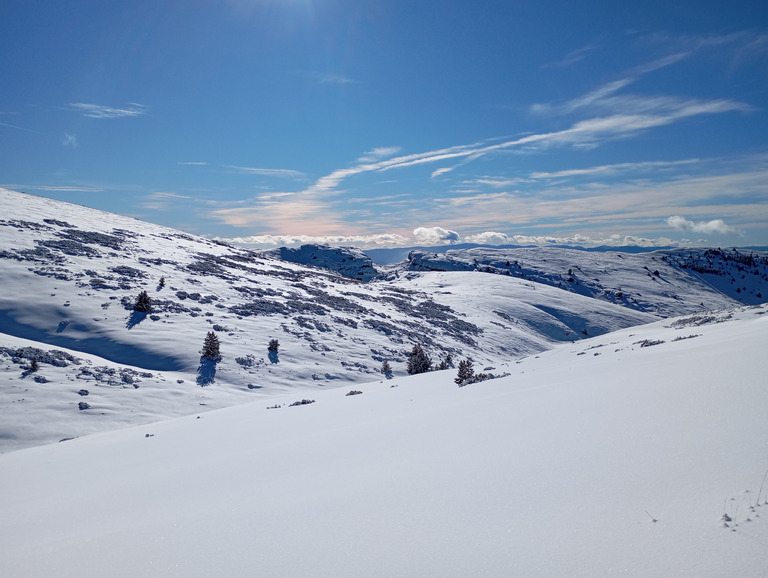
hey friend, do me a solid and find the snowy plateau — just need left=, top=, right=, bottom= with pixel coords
left=0, top=187, right=767, bottom=577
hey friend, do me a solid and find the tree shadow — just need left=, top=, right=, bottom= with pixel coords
left=126, top=311, right=147, bottom=330
left=268, top=350, right=279, bottom=364
left=196, top=356, right=218, bottom=386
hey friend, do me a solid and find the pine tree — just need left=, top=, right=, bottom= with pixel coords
left=455, top=359, right=474, bottom=386
left=268, top=339, right=280, bottom=352
left=407, top=344, right=432, bottom=375
left=201, top=331, right=221, bottom=360
left=381, top=359, right=392, bottom=377
left=134, top=290, right=152, bottom=312
left=437, top=353, right=453, bottom=370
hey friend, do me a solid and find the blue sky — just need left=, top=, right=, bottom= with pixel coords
left=1, top=0, right=767, bottom=249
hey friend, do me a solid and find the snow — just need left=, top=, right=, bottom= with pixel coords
left=265, top=244, right=377, bottom=281
left=398, top=245, right=768, bottom=315
left=0, top=188, right=662, bottom=452
left=1, top=188, right=768, bottom=575
left=1, top=305, right=766, bottom=577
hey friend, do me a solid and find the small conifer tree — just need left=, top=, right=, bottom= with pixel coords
left=134, top=290, right=152, bottom=312
left=381, top=359, right=392, bottom=376
left=407, top=344, right=432, bottom=375
left=201, top=331, right=221, bottom=360
left=455, top=359, right=474, bottom=386
left=268, top=339, right=279, bottom=352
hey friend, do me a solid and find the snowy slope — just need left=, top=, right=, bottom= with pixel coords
left=398, top=245, right=768, bottom=316
left=266, top=244, right=378, bottom=281
left=0, top=188, right=657, bottom=452
left=1, top=304, right=766, bottom=577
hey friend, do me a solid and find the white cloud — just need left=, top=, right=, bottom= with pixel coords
left=148, top=192, right=190, bottom=200
left=413, top=227, right=460, bottom=245
left=357, top=147, right=401, bottom=163
left=224, top=233, right=409, bottom=250
left=68, top=103, right=146, bottom=119
left=666, top=215, right=736, bottom=234
left=463, top=232, right=510, bottom=245
left=541, top=44, right=597, bottom=69
left=631, top=52, right=691, bottom=75
left=431, top=167, right=454, bottom=179
left=142, top=191, right=192, bottom=211
left=37, top=185, right=103, bottom=192
left=270, top=91, right=747, bottom=209
left=62, top=133, right=77, bottom=148
left=530, top=159, right=701, bottom=180
left=473, top=177, right=525, bottom=187
left=222, top=230, right=685, bottom=251
left=226, top=165, right=306, bottom=179
left=532, top=50, right=750, bottom=124
left=503, top=233, right=680, bottom=248
left=317, top=73, right=357, bottom=84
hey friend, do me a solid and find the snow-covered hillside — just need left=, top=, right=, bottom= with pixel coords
left=1, top=188, right=659, bottom=452
left=398, top=245, right=768, bottom=316
left=266, top=244, right=377, bottom=281
left=1, top=304, right=766, bottom=577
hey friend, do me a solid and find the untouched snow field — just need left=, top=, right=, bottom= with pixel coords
left=1, top=305, right=767, bottom=577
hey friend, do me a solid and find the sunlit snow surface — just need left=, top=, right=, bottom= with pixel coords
left=1, top=305, right=766, bottom=577
left=1, top=189, right=768, bottom=576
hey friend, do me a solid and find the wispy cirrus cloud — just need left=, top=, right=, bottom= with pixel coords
left=542, top=44, right=597, bottom=69
left=36, top=185, right=104, bottom=192
left=148, top=192, right=190, bottom=200
left=212, top=102, right=756, bottom=233
left=227, top=70, right=750, bottom=214
left=531, top=51, right=750, bottom=122
left=62, top=133, right=77, bottom=148
left=357, top=147, right=401, bottom=163
left=431, top=167, right=455, bottom=179
left=427, top=167, right=768, bottom=238
left=209, top=44, right=759, bottom=241
left=226, top=165, right=307, bottom=179
left=532, top=80, right=750, bottom=120
left=213, top=195, right=347, bottom=235
left=318, top=73, right=357, bottom=84
left=530, top=159, right=701, bottom=180
left=142, top=191, right=194, bottom=211
left=472, top=177, right=527, bottom=187
left=67, top=102, right=146, bottom=119
left=0, top=120, right=42, bottom=134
